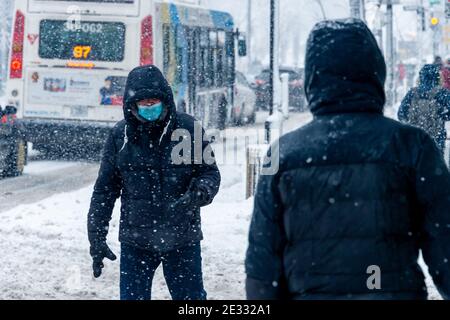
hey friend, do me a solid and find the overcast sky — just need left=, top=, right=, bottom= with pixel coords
left=207, top=0, right=350, bottom=67
left=206, top=0, right=429, bottom=69
left=0, top=0, right=436, bottom=71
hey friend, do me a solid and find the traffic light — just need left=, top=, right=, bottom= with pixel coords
left=431, top=16, right=440, bottom=29
left=431, top=17, right=440, bottom=26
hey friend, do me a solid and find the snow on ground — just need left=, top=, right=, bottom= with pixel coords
left=23, top=161, right=80, bottom=175
left=0, top=111, right=293, bottom=300
left=0, top=170, right=253, bottom=300
left=23, top=144, right=81, bottom=175
left=0, top=111, right=442, bottom=300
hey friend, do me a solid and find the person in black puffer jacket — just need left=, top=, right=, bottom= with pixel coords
left=88, top=65, right=221, bottom=300
left=398, top=64, right=450, bottom=155
left=245, top=19, right=450, bottom=300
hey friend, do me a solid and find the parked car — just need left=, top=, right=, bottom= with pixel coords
left=0, top=106, right=27, bottom=178
left=253, top=66, right=306, bottom=111
left=231, top=71, right=257, bottom=125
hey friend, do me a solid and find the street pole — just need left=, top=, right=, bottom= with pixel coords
left=246, top=0, right=252, bottom=71
left=266, top=0, right=275, bottom=144
left=433, top=27, right=439, bottom=59
left=269, top=0, right=274, bottom=118
left=350, top=0, right=365, bottom=21
left=418, top=0, right=425, bottom=65
left=430, top=9, right=440, bottom=59
left=386, top=0, right=395, bottom=107
left=266, top=0, right=281, bottom=144
left=350, top=0, right=359, bottom=19
left=273, top=0, right=280, bottom=112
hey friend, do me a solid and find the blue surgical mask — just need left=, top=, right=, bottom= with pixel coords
left=137, top=102, right=164, bottom=122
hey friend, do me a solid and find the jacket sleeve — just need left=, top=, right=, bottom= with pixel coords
left=398, top=90, right=413, bottom=122
left=437, top=89, right=450, bottom=121
left=193, top=128, right=221, bottom=207
left=415, top=133, right=450, bottom=300
left=87, top=130, right=122, bottom=244
left=245, top=149, right=288, bottom=300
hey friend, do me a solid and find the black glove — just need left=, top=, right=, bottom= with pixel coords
left=171, top=178, right=209, bottom=212
left=90, top=241, right=117, bottom=278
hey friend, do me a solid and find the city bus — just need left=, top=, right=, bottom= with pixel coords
left=3, top=0, right=245, bottom=174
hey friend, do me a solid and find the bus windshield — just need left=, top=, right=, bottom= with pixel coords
left=39, top=20, right=126, bottom=62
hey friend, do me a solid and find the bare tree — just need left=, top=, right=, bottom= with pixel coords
left=315, top=0, right=327, bottom=20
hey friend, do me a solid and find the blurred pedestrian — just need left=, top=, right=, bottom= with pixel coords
left=398, top=64, right=450, bottom=154
left=441, top=58, right=450, bottom=90
left=434, top=56, right=443, bottom=68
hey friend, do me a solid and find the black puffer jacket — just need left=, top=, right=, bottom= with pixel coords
left=88, top=65, right=221, bottom=252
left=245, top=19, right=450, bottom=300
left=398, top=64, right=450, bottom=153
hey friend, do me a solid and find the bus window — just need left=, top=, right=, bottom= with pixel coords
left=209, top=30, right=218, bottom=46
left=163, top=24, right=171, bottom=76
left=39, top=20, right=126, bottom=62
left=175, top=26, right=189, bottom=83
left=225, top=31, right=236, bottom=86
left=186, top=27, right=200, bottom=86
left=199, top=29, right=209, bottom=88
left=194, top=28, right=202, bottom=87
left=218, top=30, right=226, bottom=46
left=209, top=30, right=218, bottom=87
left=216, top=30, right=226, bottom=87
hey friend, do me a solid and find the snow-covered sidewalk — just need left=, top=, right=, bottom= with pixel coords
left=0, top=112, right=273, bottom=300
left=0, top=120, right=257, bottom=299
left=0, top=112, right=442, bottom=300
left=0, top=173, right=253, bottom=299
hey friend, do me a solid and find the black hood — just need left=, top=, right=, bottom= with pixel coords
left=123, top=65, right=177, bottom=126
left=304, top=19, right=386, bottom=116
left=418, top=64, right=441, bottom=91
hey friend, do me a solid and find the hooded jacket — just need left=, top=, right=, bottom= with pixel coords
left=246, top=19, right=450, bottom=300
left=442, top=65, right=450, bottom=90
left=88, top=65, right=221, bottom=252
left=398, top=64, right=450, bottom=152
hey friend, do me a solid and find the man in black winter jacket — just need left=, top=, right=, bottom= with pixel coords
left=88, top=65, right=221, bottom=300
left=245, top=19, right=450, bottom=300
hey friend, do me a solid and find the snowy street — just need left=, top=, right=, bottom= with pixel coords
left=0, top=112, right=303, bottom=299
left=0, top=111, right=442, bottom=300
left=0, top=161, right=99, bottom=213
left=1, top=0, right=450, bottom=304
